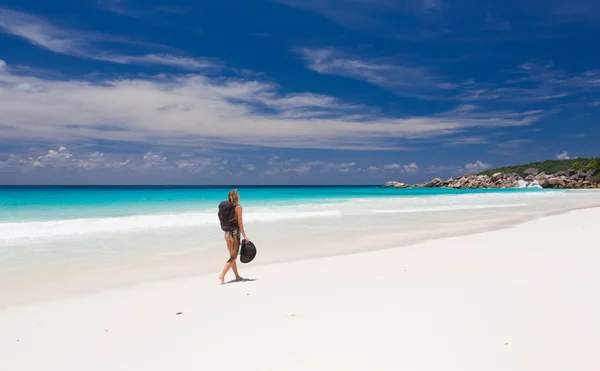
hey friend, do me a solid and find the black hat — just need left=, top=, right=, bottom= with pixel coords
left=240, top=239, right=257, bottom=263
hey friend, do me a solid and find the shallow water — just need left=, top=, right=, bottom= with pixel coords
left=2, top=186, right=600, bottom=307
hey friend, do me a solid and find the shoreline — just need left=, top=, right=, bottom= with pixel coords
left=2, top=200, right=600, bottom=310
left=2, top=206, right=600, bottom=370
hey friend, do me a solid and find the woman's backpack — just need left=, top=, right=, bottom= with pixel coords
left=218, top=200, right=238, bottom=232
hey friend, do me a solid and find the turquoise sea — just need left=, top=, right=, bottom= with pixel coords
left=2, top=186, right=600, bottom=307
left=0, top=185, right=547, bottom=222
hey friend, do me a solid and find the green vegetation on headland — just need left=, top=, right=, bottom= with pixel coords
left=478, top=158, right=600, bottom=178
left=383, top=156, right=600, bottom=189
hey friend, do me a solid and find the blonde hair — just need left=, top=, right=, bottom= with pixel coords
left=228, top=189, right=240, bottom=205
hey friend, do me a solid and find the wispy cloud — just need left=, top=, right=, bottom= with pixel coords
left=0, top=8, right=91, bottom=56
left=443, top=136, right=490, bottom=146
left=296, top=47, right=451, bottom=99
left=460, top=62, right=600, bottom=103
left=0, top=8, right=214, bottom=70
left=97, top=0, right=142, bottom=17
left=98, top=1, right=187, bottom=17
left=102, top=54, right=215, bottom=70
left=520, top=0, right=600, bottom=26
left=275, top=0, right=441, bottom=27
left=489, top=139, right=533, bottom=155
left=297, top=48, right=600, bottom=104
left=154, top=5, right=187, bottom=15
left=277, top=0, right=600, bottom=46
left=556, top=151, right=571, bottom=160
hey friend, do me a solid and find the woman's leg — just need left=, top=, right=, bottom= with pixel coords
left=231, top=233, right=242, bottom=280
left=218, top=234, right=240, bottom=284
left=218, top=235, right=234, bottom=284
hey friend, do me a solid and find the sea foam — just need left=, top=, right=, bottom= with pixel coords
left=0, top=194, right=540, bottom=242
left=0, top=209, right=344, bottom=242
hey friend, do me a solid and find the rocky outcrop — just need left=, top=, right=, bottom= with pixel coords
left=424, top=177, right=443, bottom=188
left=381, top=181, right=409, bottom=188
left=383, top=168, right=600, bottom=190
left=535, top=173, right=550, bottom=188
left=524, top=168, right=539, bottom=176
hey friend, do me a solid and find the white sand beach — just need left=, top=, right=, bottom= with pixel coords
left=1, top=207, right=600, bottom=371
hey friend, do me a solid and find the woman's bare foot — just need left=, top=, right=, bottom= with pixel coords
left=218, top=275, right=225, bottom=285
left=235, top=276, right=243, bottom=281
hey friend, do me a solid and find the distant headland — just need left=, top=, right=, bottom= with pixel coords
left=383, top=158, right=600, bottom=189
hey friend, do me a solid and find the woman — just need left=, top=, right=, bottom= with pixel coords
left=218, top=189, right=249, bottom=285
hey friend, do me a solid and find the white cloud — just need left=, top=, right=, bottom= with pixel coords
left=34, top=146, right=73, bottom=166
left=175, top=158, right=214, bottom=173
left=383, top=163, right=419, bottom=173
left=402, top=162, right=420, bottom=173
left=0, top=146, right=135, bottom=171
left=139, top=152, right=215, bottom=173
left=321, top=161, right=356, bottom=173
left=0, top=147, right=227, bottom=174
left=287, top=164, right=313, bottom=173
left=0, top=154, right=24, bottom=169
left=81, top=152, right=129, bottom=169
left=141, top=151, right=168, bottom=170
left=556, top=151, right=571, bottom=160
left=0, top=8, right=213, bottom=70
left=0, top=61, right=542, bottom=151
left=464, top=160, right=492, bottom=173
left=264, top=168, right=280, bottom=176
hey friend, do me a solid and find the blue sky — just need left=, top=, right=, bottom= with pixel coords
left=0, top=0, right=599, bottom=185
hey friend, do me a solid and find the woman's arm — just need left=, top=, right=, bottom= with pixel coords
left=236, top=205, right=248, bottom=241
